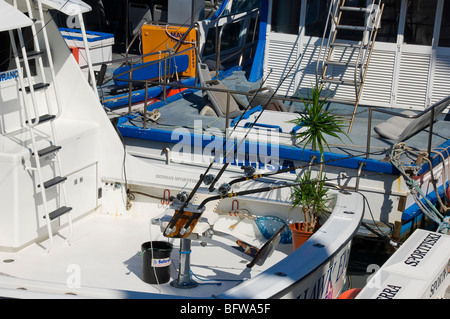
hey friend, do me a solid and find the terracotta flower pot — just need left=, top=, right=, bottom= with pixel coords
left=289, top=222, right=313, bottom=250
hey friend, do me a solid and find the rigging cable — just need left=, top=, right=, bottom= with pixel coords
left=165, top=54, right=303, bottom=231
left=390, top=143, right=447, bottom=233
left=206, top=54, right=303, bottom=192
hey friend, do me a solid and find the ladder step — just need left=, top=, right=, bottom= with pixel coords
left=340, top=6, right=372, bottom=13
left=45, top=206, right=72, bottom=220
left=325, top=60, right=362, bottom=67
left=25, top=114, right=56, bottom=124
left=39, top=176, right=67, bottom=189
left=20, top=82, right=50, bottom=93
left=336, top=25, right=372, bottom=32
left=321, top=78, right=362, bottom=86
left=19, top=50, right=44, bottom=61
left=33, top=145, right=61, bottom=157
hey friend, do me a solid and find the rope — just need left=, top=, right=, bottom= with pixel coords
left=390, top=143, right=446, bottom=231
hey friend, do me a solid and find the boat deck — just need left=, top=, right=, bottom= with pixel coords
left=112, top=69, right=450, bottom=170
left=0, top=210, right=291, bottom=298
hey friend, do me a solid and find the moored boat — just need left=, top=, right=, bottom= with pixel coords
left=354, top=228, right=450, bottom=299
left=112, top=0, right=450, bottom=244
left=0, top=0, right=364, bottom=299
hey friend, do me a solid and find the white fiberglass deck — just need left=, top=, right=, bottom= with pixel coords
left=0, top=210, right=292, bottom=298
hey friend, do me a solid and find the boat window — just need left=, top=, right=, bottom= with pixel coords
left=246, top=15, right=260, bottom=44
left=0, top=31, right=11, bottom=72
left=403, top=0, right=437, bottom=46
left=439, top=0, right=450, bottom=47
left=305, top=0, right=330, bottom=37
left=203, top=20, right=245, bottom=56
left=371, top=0, right=400, bottom=43
left=0, top=28, right=36, bottom=76
left=222, top=0, right=260, bottom=16
left=271, top=0, right=301, bottom=34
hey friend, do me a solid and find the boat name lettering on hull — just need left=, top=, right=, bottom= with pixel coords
left=0, top=69, right=19, bottom=83
left=296, top=244, right=350, bottom=299
left=404, top=232, right=441, bottom=267
left=376, top=284, right=402, bottom=299
left=429, top=259, right=450, bottom=298
left=155, top=174, right=198, bottom=185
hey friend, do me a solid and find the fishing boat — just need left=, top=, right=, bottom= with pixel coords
left=0, top=0, right=364, bottom=299
left=112, top=0, right=450, bottom=245
left=85, top=0, right=262, bottom=109
left=349, top=228, right=450, bottom=299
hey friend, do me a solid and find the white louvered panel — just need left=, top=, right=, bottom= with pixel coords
left=431, top=54, right=450, bottom=105
left=396, top=52, right=430, bottom=110
left=360, top=49, right=395, bottom=106
left=265, top=39, right=298, bottom=96
left=328, top=46, right=361, bottom=102
left=298, top=44, right=324, bottom=98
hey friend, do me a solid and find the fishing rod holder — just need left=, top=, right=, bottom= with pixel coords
left=175, top=191, right=188, bottom=203
left=163, top=202, right=205, bottom=237
left=202, top=174, right=216, bottom=186
left=241, top=165, right=256, bottom=177
left=218, top=183, right=231, bottom=196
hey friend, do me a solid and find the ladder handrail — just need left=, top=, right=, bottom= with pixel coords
left=77, top=12, right=99, bottom=98
left=37, top=0, right=73, bottom=250
left=316, top=0, right=341, bottom=88
left=9, top=23, right=54, bottom=249
left=316, top=0, right=384, bottom=133
left=8, top=0, right=73, bottom=252
left=348, top=1, right=384, bottom=133
left=36, top=0, right=63, bottom=119
left=9, top=30, right=41, bottom=128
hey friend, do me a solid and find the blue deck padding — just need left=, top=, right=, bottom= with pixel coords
left=113, top=55, right=189, bottom=85
left=104, top=66, right=241, bottom=109
left=230, top=105, right=262, bottom=127
left=102, top=86, right=163, bottom=109
left=118, top=118, right=397, bottom=174
left=399, top=181, right=449, bottom=238
left=249, top=0, right=268, bottom=83
left=102, top=77, right=196, bottom=109
left=401, top=181, right=449, bottom=222
left=59, top=28, right=114, bottom=42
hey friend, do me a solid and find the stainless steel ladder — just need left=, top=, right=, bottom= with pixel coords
left=316, top=0, right=384, bottom=133
left=10, top=0, right=72, bottom=252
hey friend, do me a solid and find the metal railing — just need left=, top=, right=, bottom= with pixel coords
left=365, top=95, right=450, bottom=158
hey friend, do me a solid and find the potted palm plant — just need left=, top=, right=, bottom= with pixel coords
left=288, top=84, right=349, bottom=250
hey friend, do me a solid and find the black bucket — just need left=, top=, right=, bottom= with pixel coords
left=141, top=241, right=173, bottom=284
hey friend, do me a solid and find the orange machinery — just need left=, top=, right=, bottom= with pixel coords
left=141, top=25, right=197, bottom=77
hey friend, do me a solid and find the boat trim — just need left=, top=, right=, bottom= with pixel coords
left=218, top=190, right=365, bottom=299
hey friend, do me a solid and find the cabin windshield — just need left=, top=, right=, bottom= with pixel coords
left=0, top=31, right=12, bottom=73
left=221, top=0, right=260, bottom=17
left=440, top=0, right=450, bottom=47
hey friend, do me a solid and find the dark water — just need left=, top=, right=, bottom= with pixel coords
left=346, top=237, right=397, bottom=289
